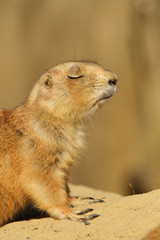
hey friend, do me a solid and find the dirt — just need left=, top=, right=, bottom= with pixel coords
left=0, top=185, right=160, bottom=240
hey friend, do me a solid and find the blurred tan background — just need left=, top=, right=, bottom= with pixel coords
left=0, top=0, right=160, bottom=195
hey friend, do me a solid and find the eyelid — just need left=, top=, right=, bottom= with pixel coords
left=67, top=74, right=84, bottom=79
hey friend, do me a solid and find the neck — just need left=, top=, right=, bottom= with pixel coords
left=26, top=102, right=85, bottom=140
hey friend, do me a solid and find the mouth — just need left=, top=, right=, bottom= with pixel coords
left=98, top=86, right=116, bottom=102
left=99, top=94, right=113, bottom=102
left=92, top=93, right=113, bottom=108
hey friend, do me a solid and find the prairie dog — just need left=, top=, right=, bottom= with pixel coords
left=0, top=61, right=117, bottom=226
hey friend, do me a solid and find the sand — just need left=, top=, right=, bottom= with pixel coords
left=0, top=185, right=160, bottom=240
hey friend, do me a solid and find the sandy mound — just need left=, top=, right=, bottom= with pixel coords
left=0, top=185, right=160, bottom=240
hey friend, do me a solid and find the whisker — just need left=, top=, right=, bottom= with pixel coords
left=116, top=92, right=127, bottom=105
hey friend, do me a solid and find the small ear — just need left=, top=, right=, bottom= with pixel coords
left=43, top=74, right=53, bottom=88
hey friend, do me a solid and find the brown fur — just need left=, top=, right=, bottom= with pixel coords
left=0, top=61, right=117, bottom=226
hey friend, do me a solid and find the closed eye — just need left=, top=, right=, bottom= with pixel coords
left=67, top=74, right=84, bottom=79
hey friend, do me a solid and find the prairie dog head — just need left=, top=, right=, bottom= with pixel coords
left=29, top=62, right=117, bottom=122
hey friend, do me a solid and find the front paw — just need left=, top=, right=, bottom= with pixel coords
left=48, top=204, right=100, bottom=225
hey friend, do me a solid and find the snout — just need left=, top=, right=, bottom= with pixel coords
left=99, top=72, right=118, bottom=101
left=90, top=69, right=118, bottom=108
left=107, top=70, right=118, bottom=94
left=106, top=69, right=118, bottom=86
left=105, top=70, right=118, bottom=86
left=108, top=78, right=118, bottom=86
left=108, top=77, right=117, bottom=95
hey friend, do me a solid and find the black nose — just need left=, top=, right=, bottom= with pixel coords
left=108, top=78, right=117, bottom=86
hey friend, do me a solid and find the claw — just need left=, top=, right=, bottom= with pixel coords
left=89, top=199, right=105, bottom=204
left=80, top=214, right=100, bottom=222
left=76, top=208, right=94, bottom=215
left=84, top=221, right=90, bottom=225
left=80, top=197, right=95, bottom=200
left=74, top=196, right=105, bottom=204
left=69, top=204, right=74, bottom=208
left=67, top=213, right=100, bottom=225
